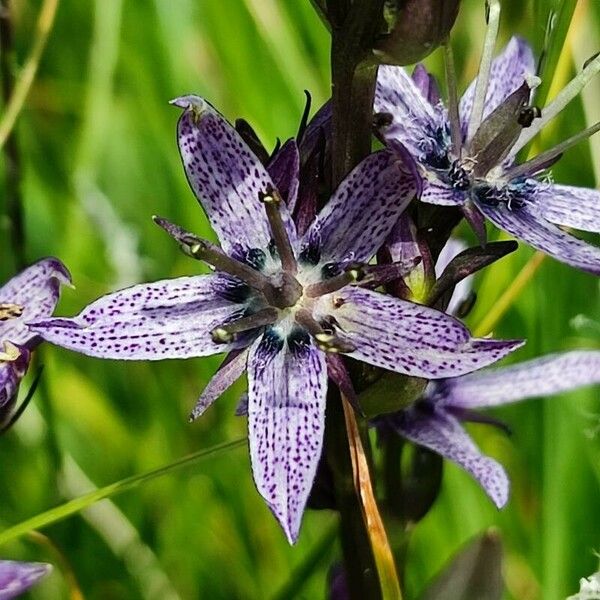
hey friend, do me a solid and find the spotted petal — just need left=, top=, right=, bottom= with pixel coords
left=460, top=37, right=536, bottom=134
left=172, top=95, right=297, bottom=254
left=0, top=350, right=30, bottom=416
left=0, top=560, right=51, bottom=600
left=30, top=275, right=248, bottom=360
left=0, top=258, right=71, bottom=348
left=301, top=149, right=417, bottom=265
left=329, top=287, right=522, bottom=378
left=392, top=407, right=509, bottom=507
left=438, top=350, right=600, bottom=409
left=247, top=328, right=327, bottom=543
left=375, top=64, right=447, bottom=159
left=475, top=201, right=600, bottom=275
left=533, top=183, right=600, bottom=233
left=421, top=177, right=466, bottom=206
left=435, top=237, right=472, bottom=316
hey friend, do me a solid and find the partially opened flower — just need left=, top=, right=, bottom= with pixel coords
left=31, top=96, right=522, bottom=542
left=375, top=15, right=600, bottom=274
left=384, top=350, right=600, bottom=507
left=0, top=259, right=71, bottom=428
left=0, top=560, right=51, bottom=599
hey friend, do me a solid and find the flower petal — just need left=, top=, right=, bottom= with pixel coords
left=0, top=350, right=30, bottom=417
left=247, top=329, right=327, bottom=543
left=435, top=237, right=472, bottom=315
left=29, top=275, right=249, bottom=360
left=328, top=287, right=522, bottom=378
left=412, top=64, right=441, bottom=106
left=393, top=407, right=509, bottom=507
left=459, top=37, right=535, bottom=134
left=476, top=200, right=600, bottom=275
left=190, top=348, right=249, bottom=420
left=172, top=95, right=296, bottom=254
left=267, top=139, right=300, bottom=212
left=0, top=258, right=71, bottom=347
left=421, top=178, right=465, bottom=206
left=0, top=560, right=51, bottom=599
left=438, top=350, right=600, bottom=409
left=375, top=65, right=447, bottom=159
left=533, top=183, right=600, bottom=233
left=300, top=149, right=417, bottom=265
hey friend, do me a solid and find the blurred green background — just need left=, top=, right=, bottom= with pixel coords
left=0, top=0, right=599, bottom=598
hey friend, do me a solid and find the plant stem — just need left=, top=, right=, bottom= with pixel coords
left=0, top=0, right=25, bottom=269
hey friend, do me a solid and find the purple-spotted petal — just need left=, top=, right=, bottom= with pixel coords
left=0, top=258, right=71, bottom=348
left=533, top=183, right=600, bottom=233
left=421, top=178, right=465, bottom=206
left=0, top=350, right=30, bottom=416
left=172, top=95, right=297, bottom=253
left=412, top=64, right=441, bottom=106
left=439, top=350, right=600, bottom=409
left=301, top=149, right=417, bottom=264
left=476, top=200, right=600, bottom=275
left=460, top=37, right=536, bottom=135
left=30, top=275, right=249, bottom=360
left=0, top=560, right=51, bottom=600
left=328, top=287, right=523, bottom=378
left=375, top=64, right=447, bottom=159
left=247, top=330, right=327, bottom=543
left=190, top=348, right=249, bottom=420
left=393, top=407, right=509, bottom=507
left=267, top=139, right=300, bottom=212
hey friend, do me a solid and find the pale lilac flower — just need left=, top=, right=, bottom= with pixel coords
left=385, top=351, right=600, bottom=507
left=375, top=35, right=600, bottom=274
left=0, top=560, right=51, bottom=599
left=31, top=96, right=522, bottom=542
left=0, top=259, right=71, bottom=427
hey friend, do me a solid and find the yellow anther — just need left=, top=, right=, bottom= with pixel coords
left=0, top=303, right=24, bottom=321
left=0, top=341, right=21, bottom=363
left=211, top=327, right=234, bottom=343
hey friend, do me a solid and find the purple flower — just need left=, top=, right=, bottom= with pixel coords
left=385, top=350, right=600, bottom=507
left=375, top=35, right=600, bottom=274
left=0, top=259, right=71, bottom=427
left=0, top=560, right=51, bottom=599
left=31, top=96, right=522, bottom=542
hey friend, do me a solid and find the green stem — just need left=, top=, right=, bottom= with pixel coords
left=0, top=438, right=246, bottom=546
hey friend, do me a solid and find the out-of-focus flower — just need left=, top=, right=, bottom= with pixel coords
left=375, top=33, right=600, bottom=274
left=0, top=560, right=51, bottom=599
left=0, top=259, right=70, bottom=428
left=567, top=571, right=600, bottom=600
left=383, top=351, right=600, bottom=507
left=374, top=0, right=461, bottom=65
left=31, top=96, right=522, bottom=543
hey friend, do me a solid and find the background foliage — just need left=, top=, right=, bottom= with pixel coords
left=0, top=0, right=599, bottom=598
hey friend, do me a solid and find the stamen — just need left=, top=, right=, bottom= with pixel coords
left=259, top=186, right=297, bottom=275
left=153, top=216, right=274, bottom=295
left=466, top=0, right=501, bottom=142
left=294, top=309, right=356, bottom=354
left=512, top=51, right=600, bottom=154
left=505, top=120, right=600, bottom=180
left=443, top=42, right=463, bottom=158
left=0, top=303, right=24, bottom=320
left=211, top=307, right=279, bottom=343
left=0, top=341, right=21, bottom=362
left=305, top=268, right=363, bottom=298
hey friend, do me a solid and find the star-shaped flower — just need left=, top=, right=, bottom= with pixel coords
left=31, top=96, right=522, bottom=542
left=384, top=350, right=600, bottom=507
left=0, top=560, right=51, bottom=599
left=375, top=35, right=600, bottom=274
left=0, top=258, right=71, bottom=428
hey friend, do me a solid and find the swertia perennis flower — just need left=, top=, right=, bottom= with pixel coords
left=31, top=95, right=522, bottom=542
left=0, top=259, right=71, bottom=429
left=0, top=560, right=51, bottom=599
left=375, top=30, right=600, bottom=274
left=382, top=350, right=600, bottom=507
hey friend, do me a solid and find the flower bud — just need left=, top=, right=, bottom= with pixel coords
left=374, top=0, right=461, bottom=65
